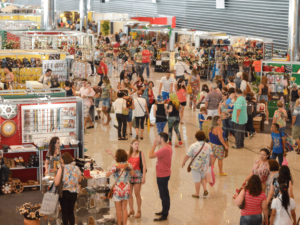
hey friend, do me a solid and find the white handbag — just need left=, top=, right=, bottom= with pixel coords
left=40, top=183, right=60, bottom=218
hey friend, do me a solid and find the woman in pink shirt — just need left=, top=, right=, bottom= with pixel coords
left=175, top=78, right=187, bottom=124
left=235, top=175, right=268, bottom=225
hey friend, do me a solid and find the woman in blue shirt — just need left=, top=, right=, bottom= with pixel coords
left=209, top=116, right=229, bottom=176
left=270, top=123, right=286, bottom=166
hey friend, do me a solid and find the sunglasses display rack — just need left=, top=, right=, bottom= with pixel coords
left=21, top=103, right=78, bottom=144
left=42, top=60, right=68, bottom=78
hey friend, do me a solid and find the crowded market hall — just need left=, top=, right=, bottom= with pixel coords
left=0, top=0, right=299, bottom=225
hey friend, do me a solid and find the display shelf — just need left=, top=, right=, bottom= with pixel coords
left=3, top=150, right=38, bottom=153
left=10, top=167, right=39, bottom=170
left=23, top=185, right=40, bottom=188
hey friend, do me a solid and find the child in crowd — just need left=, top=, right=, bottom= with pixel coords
left=202, top=116, right=212, bottom=142
left=198, top=107, right=208, bottom=130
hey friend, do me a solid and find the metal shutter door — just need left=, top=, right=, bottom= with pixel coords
left=12, top=0, right=41, bottom=5
left=56, top=0, right=80, bottom=11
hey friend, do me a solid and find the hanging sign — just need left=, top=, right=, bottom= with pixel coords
left=216, top=0, right=225, bottom=9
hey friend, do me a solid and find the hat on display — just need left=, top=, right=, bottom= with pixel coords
left=157, top=95, right=163, bottom=102
left=177, top=56, right=182, bottom=60
left=236, top=72, right=242, bottom=78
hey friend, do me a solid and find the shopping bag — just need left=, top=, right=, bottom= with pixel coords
left=132, top=117, right=136, bottom=128
left=40, top=184, right=60, bottom=218
left=282, top=157, right=289, bottom=166
left=205, top=166, right=213, bottom=183
left=186, top=85, right=193, bottom=94
left=209, top=166, right=215, bottom=187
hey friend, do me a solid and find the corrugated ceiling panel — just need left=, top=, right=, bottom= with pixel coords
left=92, top=0, right=157, bottom=17
left=12, top=0, right=41, bottom=6
left=56, top=0, right=80, bottom=12
left=158, top=0, right=288, bottom=50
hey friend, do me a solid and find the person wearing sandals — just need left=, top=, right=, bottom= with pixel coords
left=149, top=132, right=172, bottom=222
left=209, top=116, right=228, bottom=176
left=181, top=130, right=213, bottom=198
left=272, top=100, right=287, bottom=133
left=153, top=95, right=168, bottom=134
left=133, top=90, right=149, bottom=140
left=114, top=91, right=129, bottom=140
left=105, top=149, right=134, bottom=225
left=101, top=76, right=113, bottom=125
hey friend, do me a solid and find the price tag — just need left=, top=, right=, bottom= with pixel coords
left=156, top=60, right=162, bottom=66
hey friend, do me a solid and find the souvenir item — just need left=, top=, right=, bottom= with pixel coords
left=12, top=179, right=24, bottom=194
left=0, top=104, right=18, bottom=119
left=267, top=75, right=274, bottom=84
left=1, top=120, right=17, bottom=137
left=2, top=183, right=12, bottom=194
left=69, top=107, right=76, bottom=116
left=275, top=75, right=283, bottom=83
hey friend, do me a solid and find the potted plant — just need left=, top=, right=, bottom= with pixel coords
left=101, top=21, right=110, bottom=36
left=16, top=203, right=42, bottom=225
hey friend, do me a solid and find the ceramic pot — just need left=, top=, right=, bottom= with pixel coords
left=24, top=219, right=40, bottom=225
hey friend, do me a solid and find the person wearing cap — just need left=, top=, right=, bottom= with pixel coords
left=205, top=82, right=222, bottom=117
left=290, top=83, right=300, bottom=116
left=159, top=72, right=175, bottom=101
left=174, top=57, right=188, bottom=81
left=234, top=72, right=243, bottom=90
left=153, top=95, right=168, bottom=134
left=141, top=46, right=151, bottom=78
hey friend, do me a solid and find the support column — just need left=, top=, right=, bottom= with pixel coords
left=288, top=0, right=300, bottom=61
left=79, top=0, right=88, bottom=32
left=43, top=0, right=55, bottom=30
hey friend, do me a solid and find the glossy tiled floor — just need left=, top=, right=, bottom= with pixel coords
left=85, top=69, right=300, bottom=225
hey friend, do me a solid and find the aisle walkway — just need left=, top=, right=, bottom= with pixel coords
left=85, top=70, right=300, bottom=225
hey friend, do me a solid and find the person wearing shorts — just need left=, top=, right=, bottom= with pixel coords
left=176, top=78, right=187, bottom=124
left=159, top=72, right=175, bottom=101
left=181, top=130, right=213, bottom=198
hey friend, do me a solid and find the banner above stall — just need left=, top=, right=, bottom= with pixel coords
left=131, top=16, right=176, bottom=28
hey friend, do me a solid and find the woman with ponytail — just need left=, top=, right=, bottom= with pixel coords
left=167, top=93, right=182, bottom=147
left=270, top=183, right=296, bottom=225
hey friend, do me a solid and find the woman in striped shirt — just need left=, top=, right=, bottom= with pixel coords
left=235, top=175, right=268, bottom=225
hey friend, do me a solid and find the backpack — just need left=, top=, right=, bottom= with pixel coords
left=283, top=133, right=294, bottom=152
left=142, top=87, right=149, bottom=105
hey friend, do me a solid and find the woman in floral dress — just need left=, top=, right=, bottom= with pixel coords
left=242, top=148, right=270, bottom=191
left=181, top=130, right=213, bottom=198
left=106, top=149, right=134, bottom=225
left=188, top=69, right=201, bottom=110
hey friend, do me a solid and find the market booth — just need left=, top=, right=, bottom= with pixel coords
left=0, top=95, right=84, bottom=192
left=0, top=49, right=69, bottom=89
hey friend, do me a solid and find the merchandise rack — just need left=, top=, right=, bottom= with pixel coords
left=0, top=97, right=85, bottom=191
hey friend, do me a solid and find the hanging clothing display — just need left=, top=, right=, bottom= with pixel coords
left=71, top=60, right=92, bottom=78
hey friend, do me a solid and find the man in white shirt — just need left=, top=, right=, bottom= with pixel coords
left=38, top=69, right=52, bottom=88
left=159, top=72, right=175, bottom=100
left=174, top=57, right=188, bottom=81
left=120, top=34, right=128, bottom=45
left=77, top=78, right=95, bottom=130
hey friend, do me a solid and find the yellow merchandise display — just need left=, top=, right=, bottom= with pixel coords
left=0, top=50, right=68, bottom=89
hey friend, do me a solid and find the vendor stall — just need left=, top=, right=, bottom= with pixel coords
left=0, top=49, right=69, bottom=89
left=0, top=96, right=84, bottom=192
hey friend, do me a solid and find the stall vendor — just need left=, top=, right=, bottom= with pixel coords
left=38, top=69, right=53, bottom=88
left=45, top=137, right=61, bottom=176
left=4, top=66, right=14, bottom=90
